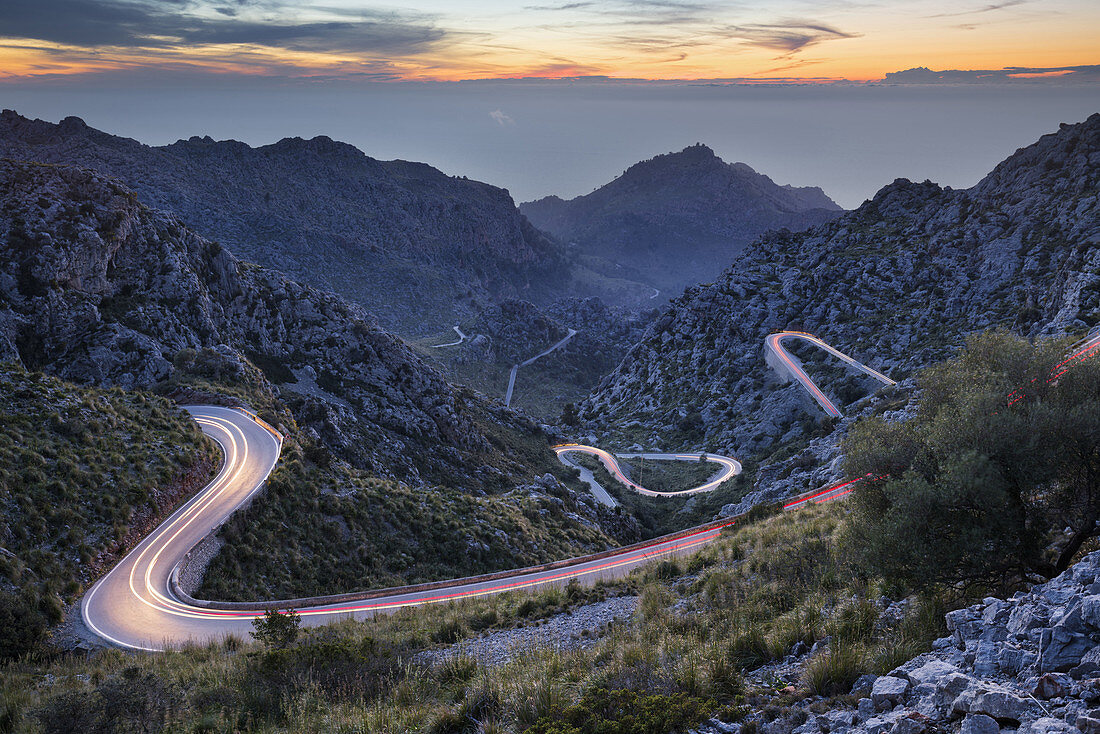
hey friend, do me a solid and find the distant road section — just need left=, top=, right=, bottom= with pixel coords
left=554, top=448, right=620, bottom=507
left=504, top=328, right=577, bottom=407
left=431, top=326, right=467, bottom=347
left=553, top=445, right=741, bottom=502
left=765, top=331, right=896, bottom=417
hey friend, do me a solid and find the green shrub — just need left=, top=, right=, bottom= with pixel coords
left=432, top=618, right=467, bottom=645
left=801, top=641, right=866, bottom=697
left=250, top=609, right=301, bottom=649
left=727, top=625, right=770, bottom=670
left=825, top=598, right=879, bottom=642
left=0, top=589, right=47, bottom=661
left=525, top=687, right=714, bottom=734
left=844, top=330, right=1100, bottom=591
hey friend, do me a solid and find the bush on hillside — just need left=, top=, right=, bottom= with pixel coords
left=843, top=330, right=1100, bottom=591
left=525, top=687, right=714, bottom=734
left=250, top=609, right=301, bottom=649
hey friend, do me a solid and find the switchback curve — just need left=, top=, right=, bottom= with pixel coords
left=765, top=331, right=896, bottom=417
left=82, top=331, right=1100, bottom=650
left=552, top=445, right=741, bottom=498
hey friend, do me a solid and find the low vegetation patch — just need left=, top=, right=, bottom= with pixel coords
left=0, top=363, right=217, bottom=660
left=1, top=501, right=949, bottom=732
left=619, top=455, right=727, bottom=494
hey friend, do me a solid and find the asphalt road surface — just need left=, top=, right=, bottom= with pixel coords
left=553, top=445, right=740, bottom=501
left=504, top=328, right=577, bottom=407
left=765, top=331, right=896, bottom=417
left=82, top=408, right=739, bottom=650
left=431, top=326, right=467, bottom=347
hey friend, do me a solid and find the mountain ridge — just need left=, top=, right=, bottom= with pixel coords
left=521, top=143, right=843, bottom=295
left=576, top=114, right=1100, bottom=480
left=0, top=156, right=627, bottom=607
left=0, top=110, right=651, bottom=336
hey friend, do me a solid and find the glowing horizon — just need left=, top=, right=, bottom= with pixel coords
left=0, top=0, right=1097, bottom=84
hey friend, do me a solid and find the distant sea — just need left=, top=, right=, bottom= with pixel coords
left=5, top=79, right=1097, bottom=208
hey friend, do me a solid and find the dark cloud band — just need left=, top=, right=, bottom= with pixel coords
left=0, top=0, right=445, bottom=54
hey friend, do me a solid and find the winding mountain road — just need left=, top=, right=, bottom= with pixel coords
left=81, top=407, right=742, bottom=650
left=765, top=331, right=896, bottom=417
left=82, top=330, right=1100, bottom=650
left=553, top=445, right=740, bottom=504
left=504, top=328, right=577, bottom=407
left=431, top=326, right=467, bottom=348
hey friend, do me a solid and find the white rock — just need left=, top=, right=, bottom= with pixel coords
left=908, top=659, right=959, bottom=686
left=871, top=676, right=911, bottom=711
left=960, top=713, right=999, bottom=734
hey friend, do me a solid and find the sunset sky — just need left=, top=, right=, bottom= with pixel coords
left=1, top=0, right=1098, bottom=83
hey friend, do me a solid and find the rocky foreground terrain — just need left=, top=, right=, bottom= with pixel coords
left=579, top=115, right=1100, bottom=464
left=0, top=110, right=650, bottom=335
left=522, top=144, right=843, bottom=296
left=688, top=550, right=1100, bottom=734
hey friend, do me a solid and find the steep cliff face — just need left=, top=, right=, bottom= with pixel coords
left=521, top=143, right=843, bottom=295
left=578, top=115, right=1100, bottom=464
left=0, top=159, right=552, bottom=489
left=0, top=110, right=645, bottom=335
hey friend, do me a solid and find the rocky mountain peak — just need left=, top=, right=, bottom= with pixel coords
left=623, top=143, right=719, bottom=173
left=58, top=115, right=90, bottom=131
left=520, top=144, right=844, bottom=295
left=263, top=134, right=364, bottom=159
left=972, top=112, right=1100, bottom=203
left=862, top=177, right=947, bottom=216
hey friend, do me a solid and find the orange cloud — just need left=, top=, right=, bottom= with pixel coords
left=0, top=0, right=1096, bottom=84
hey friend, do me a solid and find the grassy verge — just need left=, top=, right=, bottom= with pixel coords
left=620, top=456, right=729, bottom=494
left=572, top=453, right=753, bottom=539
left=0, top=501, right=953, bottom=733
left=0, top=363, right=218, bottom=660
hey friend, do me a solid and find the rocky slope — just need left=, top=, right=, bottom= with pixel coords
left=0, top=158, right=520, bottom=486
left=467, top=300, right=572, bottom=365
left=521, top=144, right=843, bottom=296
left=0, top=364, right=217, bottom=658
left=678, top=548, right=1100, bottom=734
left=0, top=110, right=649, bottom=335
left=577, top=115, right=1100, bottom=471
left=750, top=550, right=1100, bottom=734
left=0, top=160, right=628, bottom=598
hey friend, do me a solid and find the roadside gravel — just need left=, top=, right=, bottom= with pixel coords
left=422, top=595, right=639, bottom=667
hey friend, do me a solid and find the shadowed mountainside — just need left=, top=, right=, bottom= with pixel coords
left=577, top=115, right=1100, bottom=490
left=521, top=143, right=843, bottom=296
left=0, top=110, right=651, bottom=335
